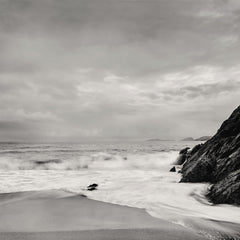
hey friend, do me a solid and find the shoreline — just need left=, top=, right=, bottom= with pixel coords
left=0, top=190, right=239, bottom=239
left=0, top=229, right=207, bottom=240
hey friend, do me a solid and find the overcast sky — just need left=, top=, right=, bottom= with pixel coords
left=0, top=0, right=240, bottom=141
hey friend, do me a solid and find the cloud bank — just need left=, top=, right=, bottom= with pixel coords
left=0, top=0, right=240, bottom=141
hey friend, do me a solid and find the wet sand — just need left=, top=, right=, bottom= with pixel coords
left=0, top=190, right=238, bottom=240
left=0, top=229, right=207, bottom=240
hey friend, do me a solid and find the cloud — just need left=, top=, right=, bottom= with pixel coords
left=181, top=80, right=240, bottom=98
left=157, top=65, right=240, bottom=100
left=0, top=0, right=240, bottom=141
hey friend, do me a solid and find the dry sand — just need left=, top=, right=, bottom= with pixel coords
left=0, top=190, right=238, bottom=240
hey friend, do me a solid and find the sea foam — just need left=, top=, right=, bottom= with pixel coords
left=0, top=150, right=178, bottom=170
left=0, top=141, right=239, bottom=225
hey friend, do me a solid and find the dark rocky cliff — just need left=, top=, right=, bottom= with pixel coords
left=180, top=105, right=240, bottom=204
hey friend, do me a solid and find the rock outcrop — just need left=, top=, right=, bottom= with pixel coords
left=175, top=147, right=190, bottom=165
left=181, top=105, right=240, bottom=204
left=207, top=169, right=240, bottom=204
left=169, top=166, right=176, bottom=172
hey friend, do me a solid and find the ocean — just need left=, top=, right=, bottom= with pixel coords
left=0, top=140, right=239, bottom=225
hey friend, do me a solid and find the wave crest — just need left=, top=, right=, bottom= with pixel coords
left=0, top=151, right=178, bottom=171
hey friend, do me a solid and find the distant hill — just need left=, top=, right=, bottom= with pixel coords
left=194, top=136, right=212, bottom=141
left=181, top=137, right=194, bottom=141
left=181, top=136, right=212, bottom=141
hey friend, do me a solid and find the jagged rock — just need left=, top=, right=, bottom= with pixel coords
left=207, top=170, right=240, bottom=204
left=175, top=144, right=203, bottom=169
left=169, top=166, right=176, bottom=172
left=188, top=144, right=203, bottom=156
left=174, top=147, right=190, bottom=165
left=181, top=105, right=240, bottom=204
left=175, top=154, right=187, bottom=165
left=181, top=155, right=216, bottom=182
left=179, top=147, right=190, bottom=154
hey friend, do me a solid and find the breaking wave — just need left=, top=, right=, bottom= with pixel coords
left=0, top=151, right=179, bottom=171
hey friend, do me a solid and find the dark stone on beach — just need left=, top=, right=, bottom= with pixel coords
left=87, top=183, right=98, bottom=191
left=90, top=183, right=98, bottom=187
left=181, top=105, right=240, bottom=205
left=169, top=166, right=176, bottom=172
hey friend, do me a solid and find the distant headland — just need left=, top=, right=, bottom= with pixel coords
left=181, top=136, right=212, bottom=141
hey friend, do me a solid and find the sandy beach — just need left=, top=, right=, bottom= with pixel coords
left=0, top=190, right=239, bottom=240
left=0, top=229, right=206, bottom=240
left=1, top=0, right=240, bottom=237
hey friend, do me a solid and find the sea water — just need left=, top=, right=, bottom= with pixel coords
left=0, top=141, right=239, bottom=224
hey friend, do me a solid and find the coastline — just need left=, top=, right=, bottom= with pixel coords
left=0, top=190, right=239, bottom=239
left=0, top=229, right=207, bottom=240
